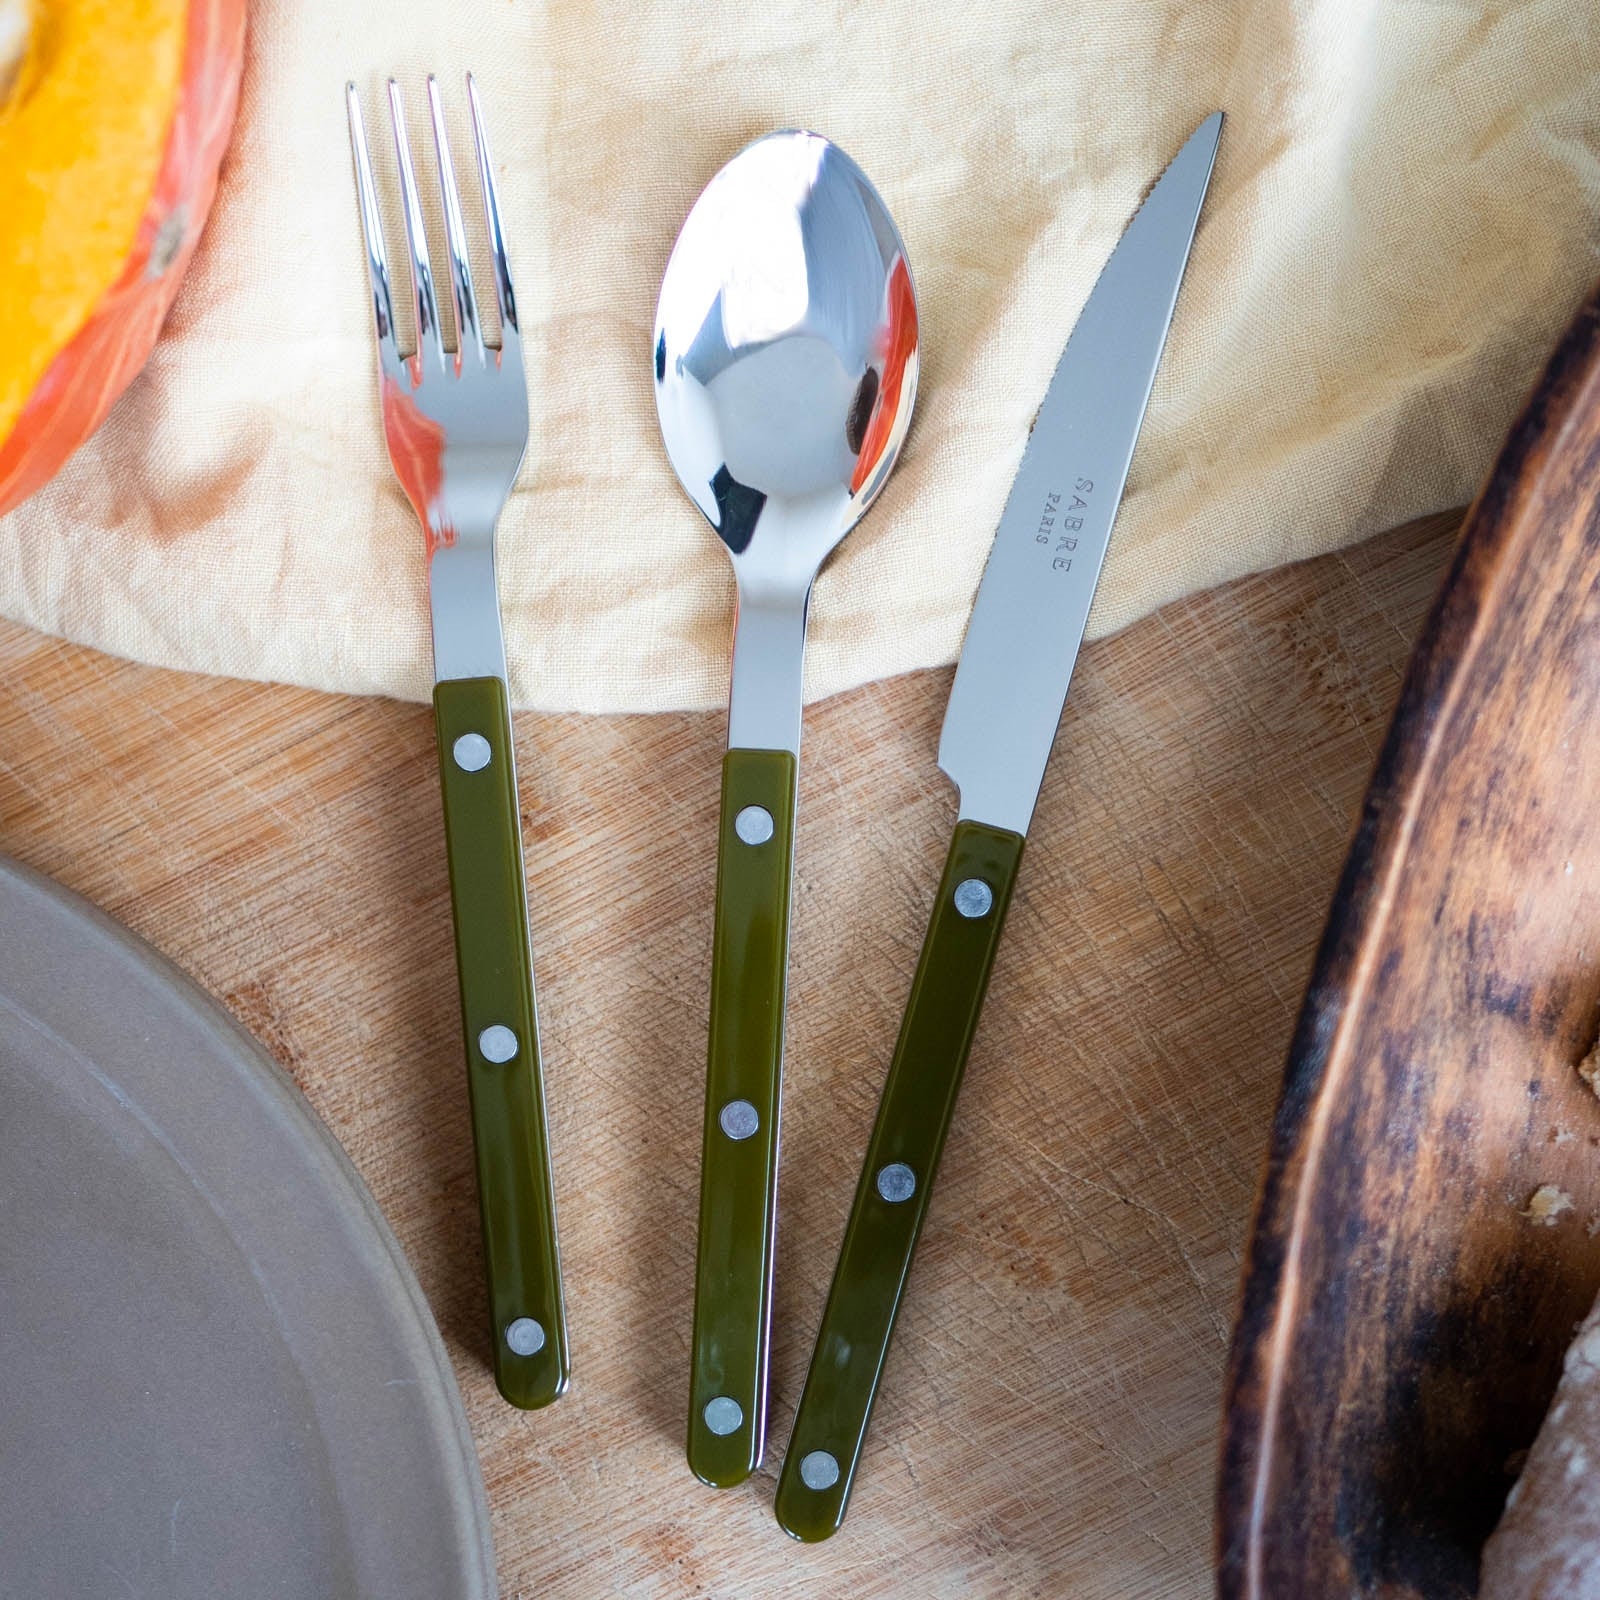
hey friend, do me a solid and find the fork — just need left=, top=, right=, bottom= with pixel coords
left=346, top=75, right=567, bottom=1409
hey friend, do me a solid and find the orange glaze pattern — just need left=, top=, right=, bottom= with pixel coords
left=0, top=0, right=246, bottom=516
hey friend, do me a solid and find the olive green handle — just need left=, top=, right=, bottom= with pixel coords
left=687, top=747, right=798, bottom=1486
left=433, top=675, right=568, bottom=1410
left=775, top=819, right=1025, bottom=1539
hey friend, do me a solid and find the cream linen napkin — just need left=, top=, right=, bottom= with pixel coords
left=1, top=1, right=1596, bottom=713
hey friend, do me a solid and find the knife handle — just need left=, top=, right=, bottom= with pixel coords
left=687, top=746, right=798, bottom=1486
left=775, top=819, right=1025, bottom=1540
left=433, top=675, right=568, bottom=1410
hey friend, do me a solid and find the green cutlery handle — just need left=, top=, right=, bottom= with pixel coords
left=433, top=675, right=568, bottom=1410
left=687, top=746, right=798, bottom=1487
left=775, top=818, right=1025, bottom=1540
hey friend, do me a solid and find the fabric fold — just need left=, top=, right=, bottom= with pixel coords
left=1, top=0, right=1595, bottom=712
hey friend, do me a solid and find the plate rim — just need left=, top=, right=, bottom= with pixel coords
left=0, top=853, right=498, bottom=1600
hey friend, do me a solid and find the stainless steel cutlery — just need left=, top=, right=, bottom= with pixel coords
left=775, top=111, right=1223, bottom=1538
left=653, top=130, right=919, bottom=1487
left=345, top=79, right=1221, bottom=1530
left=347, top=75, right=567, bottom=1410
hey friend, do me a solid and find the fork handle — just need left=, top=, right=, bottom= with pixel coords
left=775, top=820, right=1025, bottom=1539
left=433, top=675, right=568, bottom=1409
left=687, top=747, right=798, bottom=1486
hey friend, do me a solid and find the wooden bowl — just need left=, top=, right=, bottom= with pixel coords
left=1219, top=284, right=1600, bottom=1600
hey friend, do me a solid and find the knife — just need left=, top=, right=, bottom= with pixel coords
left=774, top=111, right=1223, bottom=1540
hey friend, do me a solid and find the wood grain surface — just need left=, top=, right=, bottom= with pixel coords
left=0, top=510, right=1457, bottom=1599
left=1219, top=293, right=1600, bottom=1600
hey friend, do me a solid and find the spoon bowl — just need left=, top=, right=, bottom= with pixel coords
left=653, top=129, right=916, bottom=1488
left=655, top=129, right=918, bottom=651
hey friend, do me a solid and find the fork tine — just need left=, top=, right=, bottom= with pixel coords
left=466, top=74, right=519, bottom=346
left=426, top=77, right=485, bottom=368
left=386, top=79, right=446, bottom=372
left=345, top=84, right=401, bottom=374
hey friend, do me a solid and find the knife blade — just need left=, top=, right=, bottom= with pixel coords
left=774, top=111, right=1223, bottom=1541
left=943, top=109, right=1223, bottom=836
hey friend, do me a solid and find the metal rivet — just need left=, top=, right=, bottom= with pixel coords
left=799, top=1450, right=840, bottom=1491
left=703, top=1396, right=743, bottom=1436
left=505, top=1317, right=545, bottom=1356
left=719, top=1099, right=760, bottom=1140
left=453, top=732, right=492, bottom=772
left=877, top=1162, right=916, bottom=1203
left=953, top=877, right=993, bottom=919
left=734, top=805, right=775, bottom=846
left=478, top=1024, right=519, bottom=1063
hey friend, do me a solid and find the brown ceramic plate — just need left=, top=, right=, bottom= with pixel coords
left=1218, top=288, right=1600, bottom=1598
left=0, top=856, right=496, bottom=1599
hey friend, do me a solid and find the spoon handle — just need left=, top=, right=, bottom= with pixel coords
left=775, top=820, right=1025, bottom=1539
left=687, top=745, right=798, bottom=1486
left=433, top=675, right=568, bottom=1409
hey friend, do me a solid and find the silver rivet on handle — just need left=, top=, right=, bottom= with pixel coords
left=953, top=878, right=993, bottom=919
left=703, top=1396, right=744, bottom=1436
left=800, top=1450, right=841, bottom=1490
left=505, top=1317, right=545, bottom=1356
left=719, top=1100, right=760, bottom=1140
left=478, top=1024, right=519, bottom=1063
left=734, top=805, right=775, bottom=845
left=452, top=732, right=492, bottom=772
left=876, top=1162, right=916, bottom=1203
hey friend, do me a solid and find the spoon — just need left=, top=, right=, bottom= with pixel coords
left=654, top=129, right=919, bottom=1488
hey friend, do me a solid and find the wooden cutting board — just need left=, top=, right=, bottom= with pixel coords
left=0, top=510, right=1457, bottom=1598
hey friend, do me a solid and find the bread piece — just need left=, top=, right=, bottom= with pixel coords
left=1482, top=1290, right=1600, bottom=1598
